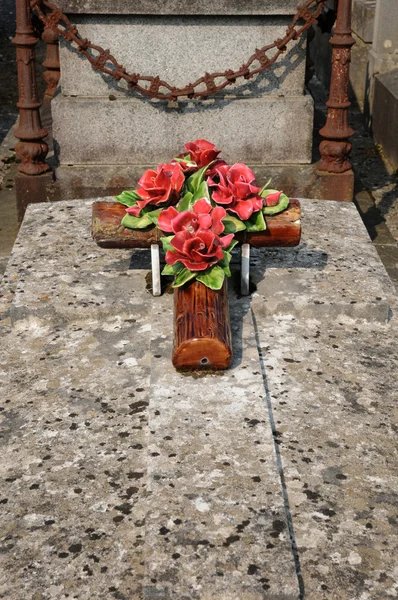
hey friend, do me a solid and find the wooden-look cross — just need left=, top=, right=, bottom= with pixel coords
left=92, top=200, right=301, bottom=371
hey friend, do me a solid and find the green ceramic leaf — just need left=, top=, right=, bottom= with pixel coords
left=121, top=213, right=152, bottom=230
left=258, top=177, right=272, bottom=195
left=196, top=265, right=225, bottom=290
left=160, top=235, right=174, bottom=252
left=192, top=180, right=211, bottom=202
left=176, top=191, right=194, bottom=212
left=145, top=208, right=163, bottom=226
left=173, top=155, right=195, bottom=165
left=225, top=239, right=239, bottom=253
left=161, top=262, right=184, bottom=276
left=172, top=268, right=198, bottom=288
left=245, top=210, right=267, bottom=232
left=115, top=190, right=142, bottom=207
left=218, top=240, right=238, bottom=277
left=186, top=162, right=213, bottom=194
left=262, top=193, right=290, bottom=215
left=222, top=215, right=246, bottom=234
left=218, top=252, right=232, bottom=277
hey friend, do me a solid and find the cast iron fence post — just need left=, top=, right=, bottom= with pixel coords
left=13, top=0, right=49, bottom=176
left=318, top=0, right=355, bottom=173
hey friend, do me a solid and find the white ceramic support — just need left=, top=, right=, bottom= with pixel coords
left=241, top=243, right=250, bottom=296
left=151, top=244, right=161, bottom=296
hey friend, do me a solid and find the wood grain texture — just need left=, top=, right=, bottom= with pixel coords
left=91, top=201, right=161, bottom=248
left=91, top=200, right=301, bottom=249
left=173, top=280, right=232, bottom=371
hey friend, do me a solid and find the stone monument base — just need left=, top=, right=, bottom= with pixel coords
left=51, top=3, right=316, bottom=200
left=51, top=93, right=314, bottom=166
left=373, top=68, right=398, bottom=170
left=45, top=163, right=355, bottom=208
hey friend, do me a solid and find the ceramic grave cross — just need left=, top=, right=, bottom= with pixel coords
left=91, top=199, right=301, bottom=371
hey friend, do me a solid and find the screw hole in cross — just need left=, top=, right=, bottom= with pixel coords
left=200, top=357, right=209, bottom=365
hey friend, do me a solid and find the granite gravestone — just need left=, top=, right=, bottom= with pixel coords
left=52, top=0, right=314, bottom=198
left=1, top=198, right=397, bottom=599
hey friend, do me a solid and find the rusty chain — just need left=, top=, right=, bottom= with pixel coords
left=30, top=0, right=327, bottom=101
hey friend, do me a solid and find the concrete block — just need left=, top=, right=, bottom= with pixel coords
left=250, top=316, right=398, bottom=600
left=373, top=68, right=398, bottom=170
left=7, top=198, right=392, bottom=325
left=51, top=93, right=314, bottom=165
left=59, top=16, right=307, bottom=97
left=368, top=0, right=398, bottom=79
left=58, top=0, right=300, bottom=15
left=371, top=0, right=398, bottom=58
left=352, top=0, right=376, bottom=43
left=308, top=23, right=333, bottom=90
left=349, top=33, right=371, bottom=110
left=51, top=163, right=356, bottom=204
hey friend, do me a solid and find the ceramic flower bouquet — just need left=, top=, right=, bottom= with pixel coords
left=116, top=139, right=289, bottom=290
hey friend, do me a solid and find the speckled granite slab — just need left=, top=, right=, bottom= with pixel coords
left=144, top=293, right=298, bottom=599
left=250, top=200, right=392, bottom=323
left=0, top=202, right=153, bottom=600
left=250, top=314, right=398, bottom=599
left=0, top=309, right=151, bottom=600
left=1, top=198, right=397, bottom=600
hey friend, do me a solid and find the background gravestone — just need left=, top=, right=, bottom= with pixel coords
left=52, top=0, right=314, bottom=198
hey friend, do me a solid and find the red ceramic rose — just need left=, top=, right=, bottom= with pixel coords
left=175, top=139, right=221, bottom=173
left=205, top=159, right=229, bottom=178
left=207, top=163, right=263, bottom=220
left=126, top=163, right=184, bottom=216
left=158, top=197, right=229, bottom=237
left=165, top=229, right=231, bottom=272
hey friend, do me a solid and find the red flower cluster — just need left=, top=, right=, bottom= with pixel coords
left=126, top=162, right=184, bottom=216
left=161, top=198, right=234, bottom=271
left=158, top=197, right=227, bottom=236
left=166, top=229, right=232, bottom=272
left=207, top=163, right=263, bottom=221
left=117, top=138, right=289, bottom=289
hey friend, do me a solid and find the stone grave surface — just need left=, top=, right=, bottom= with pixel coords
left=1, top=198, right=398, bottom=599
left=348, top=0, right=376, bottom=111
left=352, top=0, right=376, bottom=45
left=52, top=0, right=314, bottom=198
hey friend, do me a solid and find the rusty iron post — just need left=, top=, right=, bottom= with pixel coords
left=42, top=21, right=60, bottom=97
left=13, top=0, right=50, bottom=176
left=318, top=0, right=355, bottom=174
